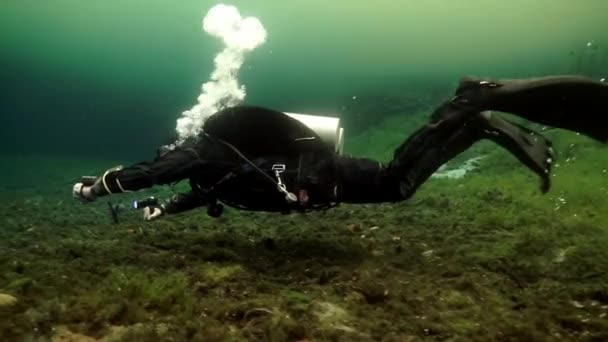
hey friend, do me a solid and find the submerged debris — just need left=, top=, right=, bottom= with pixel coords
left=0, top=293, right=17, bottom=307
left=314, top=301, right=358, bottom=334
left=422, top=249, right=434, bottom=258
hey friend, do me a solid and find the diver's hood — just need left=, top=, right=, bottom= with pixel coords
left=203, top=106, right=344, bottom=157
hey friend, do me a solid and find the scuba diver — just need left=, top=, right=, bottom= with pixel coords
left=72, top=75, right=608, bottom=221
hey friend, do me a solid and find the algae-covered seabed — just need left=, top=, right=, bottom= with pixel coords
left=1, top=107, right=608, bottom=341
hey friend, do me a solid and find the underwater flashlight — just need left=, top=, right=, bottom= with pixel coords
left=132, top=196, right=158, bottom=209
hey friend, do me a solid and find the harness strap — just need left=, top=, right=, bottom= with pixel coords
left=202, top=133, right=298, bottom=203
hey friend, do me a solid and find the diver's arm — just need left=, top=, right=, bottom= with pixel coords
left=163, top=191, right=209, bottom=214
left=142, top=190, right=209, bottom=220
left=74, top=146, right=205, bottom=202
left=100, top=147, right=203, bottom=194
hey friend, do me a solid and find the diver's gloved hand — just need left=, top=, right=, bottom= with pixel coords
left=143, top=204, right=166, bottom=221
left=73, top=169, right=121, bottom=203
left=72, top=181, right=98, bottom=203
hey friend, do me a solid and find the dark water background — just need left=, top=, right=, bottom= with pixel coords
left=1, top=0, right=607, bottom=161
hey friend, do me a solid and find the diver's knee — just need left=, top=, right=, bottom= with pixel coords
left=398, top=180, right=416, bottom=200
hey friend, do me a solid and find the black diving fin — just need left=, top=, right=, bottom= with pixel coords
left=390, top=106, right=554, bottom=194
left=452, top=75, right=608, bottom=143
left=477, top=111, right=554, bottom=193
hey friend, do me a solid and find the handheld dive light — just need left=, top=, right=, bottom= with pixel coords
left=132, top=196, right=158, bottom=209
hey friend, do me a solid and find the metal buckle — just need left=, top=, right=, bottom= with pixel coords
left=479, top=80, right=499, bottom=88
left=272, top=164, right=286, bottom=173
left=272, top=164, right=287, bottom=192
left=272, top=164, right=297, bottom=203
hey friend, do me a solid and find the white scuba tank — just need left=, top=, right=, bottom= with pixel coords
left=284, top=112, right=345, bottom=155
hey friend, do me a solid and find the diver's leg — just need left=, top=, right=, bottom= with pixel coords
left=388, top=111, right=554, bottom=200
left=432, top=99, right=554, bottom=192
left=388, top=117, right=483, bottom=200
left=451, top=75, right=608, bottom=143
left=390, top=103, right=482, bottom=169
left=334, top=108, right=485, bottom=204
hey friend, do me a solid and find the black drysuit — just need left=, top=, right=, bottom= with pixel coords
left=95, top=75, right=608, bottom=217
